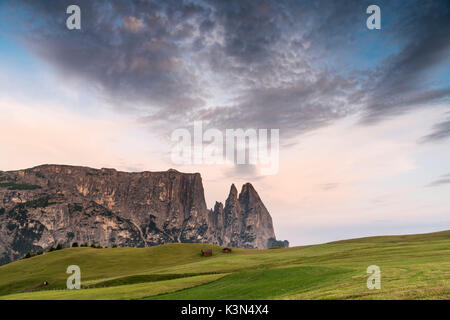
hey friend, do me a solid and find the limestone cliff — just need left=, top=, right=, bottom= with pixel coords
left=208, top=183, right=276, bottom=249
left=0, top=164, right=284, bottom=265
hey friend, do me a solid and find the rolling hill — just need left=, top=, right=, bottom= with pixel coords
left=0, top=230, right=449, bottom=300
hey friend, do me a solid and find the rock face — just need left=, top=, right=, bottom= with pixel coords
left=0, top=165, right=285, bottom=265
left=208, top=184, right=276, bottom=249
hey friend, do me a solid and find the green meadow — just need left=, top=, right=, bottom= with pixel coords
left=1, top=230, right=449, bottom=300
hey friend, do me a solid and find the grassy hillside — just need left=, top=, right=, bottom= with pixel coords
left=1, top=231, right=450, bottom=300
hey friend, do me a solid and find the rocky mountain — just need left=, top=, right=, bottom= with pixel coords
left=0, top=164, right=287, bottom=265
left=207, top=183, right=278, bottom=249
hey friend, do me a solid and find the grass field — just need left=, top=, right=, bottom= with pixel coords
left=1, top=230, right=449, bottom=300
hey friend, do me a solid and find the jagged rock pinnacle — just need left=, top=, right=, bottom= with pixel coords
left=0, top=165, right=280, bottom=265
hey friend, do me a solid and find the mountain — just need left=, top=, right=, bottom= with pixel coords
left=208, top=183, right=277, bottom=249
left=0, top=164, right=287, bottom=265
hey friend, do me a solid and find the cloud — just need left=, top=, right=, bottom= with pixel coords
left=8, top=0, right=210, bottom=116
left=427, top=174, right=450, bottom=187
left=6, top=0, right=450, bottom=141
left=320, top=183, right=339, bottom=191
left=123, top=16, right=145, bottom=34
left=420, top=119, right=450, bottom=143
left=224, top=164, right=261, bottom=180
left=194, top=73, right=362, bottom=138
left=361, top=2, right=450, bottom=123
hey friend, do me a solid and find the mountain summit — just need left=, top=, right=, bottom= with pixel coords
left=207, top=183, right=277, bottom=249
left=0, top=165, right=287, bottom=265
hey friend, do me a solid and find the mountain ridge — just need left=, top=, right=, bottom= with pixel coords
left=0, top=164, right=287, bottom=265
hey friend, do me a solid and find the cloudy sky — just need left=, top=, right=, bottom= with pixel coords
left=0, top=0, right=449, bottom=245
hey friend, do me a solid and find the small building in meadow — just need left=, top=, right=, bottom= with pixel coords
left=201, top=249, right=212, bottom=256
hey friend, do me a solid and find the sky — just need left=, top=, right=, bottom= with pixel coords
left=0, top=0, right=449, bottom=246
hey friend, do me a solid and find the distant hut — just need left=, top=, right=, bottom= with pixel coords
left=201, top=249, right=212, bottom=256
left=222, top=247, right=232, bottom=253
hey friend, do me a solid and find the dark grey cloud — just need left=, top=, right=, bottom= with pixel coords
left=420, top=119, right=450, bottom=143
left=361, top=2, right=450, bottom=123
left=427, top=174, right=450, bottom=187
left=8, top=0, right=212, bottom=114
left=195, top=73, right=361, bottom=138
left=208, top=0, right=287, bottom=65
left=5, top=0, right=450, bottom=139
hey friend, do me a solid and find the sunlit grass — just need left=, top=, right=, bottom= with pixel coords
left=0, top=230, right=449, bottom=300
